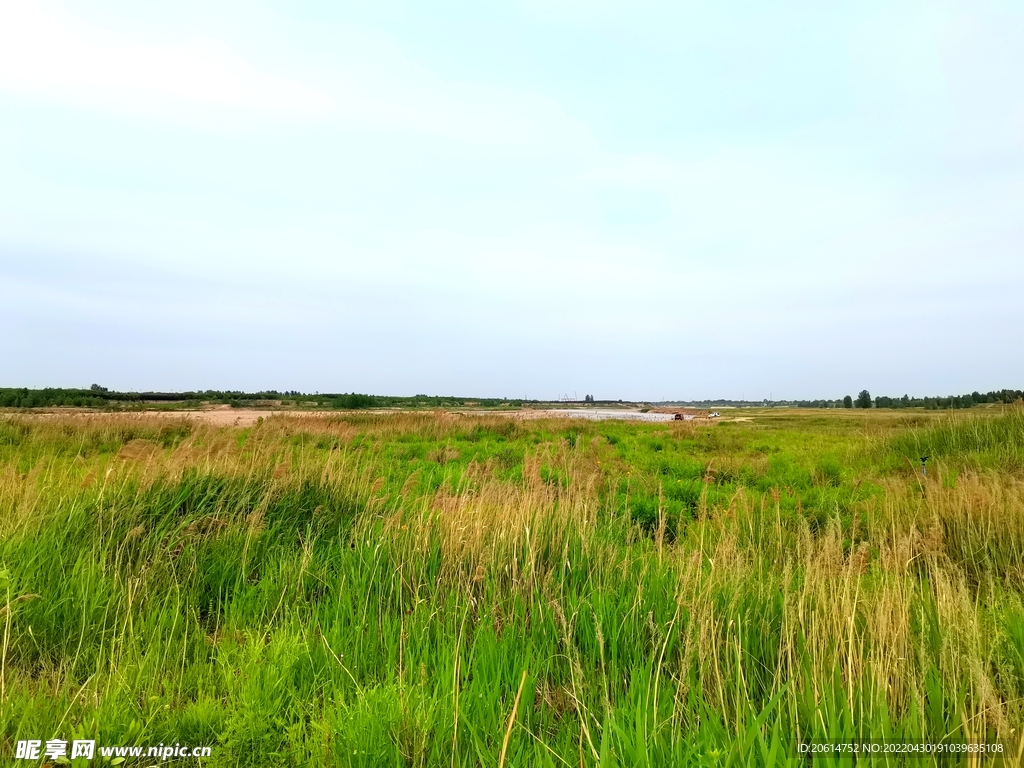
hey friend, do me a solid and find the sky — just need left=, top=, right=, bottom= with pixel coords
left=1, top=0, right=1022, bottom=400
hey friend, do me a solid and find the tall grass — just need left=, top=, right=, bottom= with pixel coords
left=888, top=406, right=1024, bottom=471
left=0, top=412, right=1022, bottom=765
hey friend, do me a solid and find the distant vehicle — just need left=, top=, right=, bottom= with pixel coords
left=708, top=412, right=720, bottom=418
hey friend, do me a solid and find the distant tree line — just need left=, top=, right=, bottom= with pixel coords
left=865, top=389, right=1023, bottom=410
left=0, top=387, right=274, bottom=408
left=798, top=389, right=1024, bottom=410
left=0, top=387, right=535, bottom=410
left=672, top=389, right=1023, bottom=410
left=3, top=387, right=1021, bottom=411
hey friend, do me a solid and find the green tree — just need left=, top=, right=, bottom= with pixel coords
left=843, top=395, right=853, bottom=408
left=856, top=390, right=872, bottom=408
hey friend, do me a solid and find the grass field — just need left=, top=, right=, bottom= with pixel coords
left=1, top=407, right=1023, bottom=766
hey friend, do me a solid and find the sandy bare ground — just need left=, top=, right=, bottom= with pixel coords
left=11, top=407, right=331, bottom=428
left=515, top=408, right=677, bottom=422
left=9, top=406, right=712, bottom=426
left=125, top=407, right=367, bottom=427
left=133, top=408, right=673, bottom=426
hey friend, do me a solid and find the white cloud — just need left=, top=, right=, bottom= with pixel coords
left=299, top=22, right=590, bottom=146
left=0, top=0, right=331, bottom=116
left=0, top=1, right=588, bottom=145
left=584, top=154, right=680, bottom=187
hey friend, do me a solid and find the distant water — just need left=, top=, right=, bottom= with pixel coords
left=556, top=409, right=676, bottom=422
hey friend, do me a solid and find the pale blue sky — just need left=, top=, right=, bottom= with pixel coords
left=1, top=0, right=1022, bottom=399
